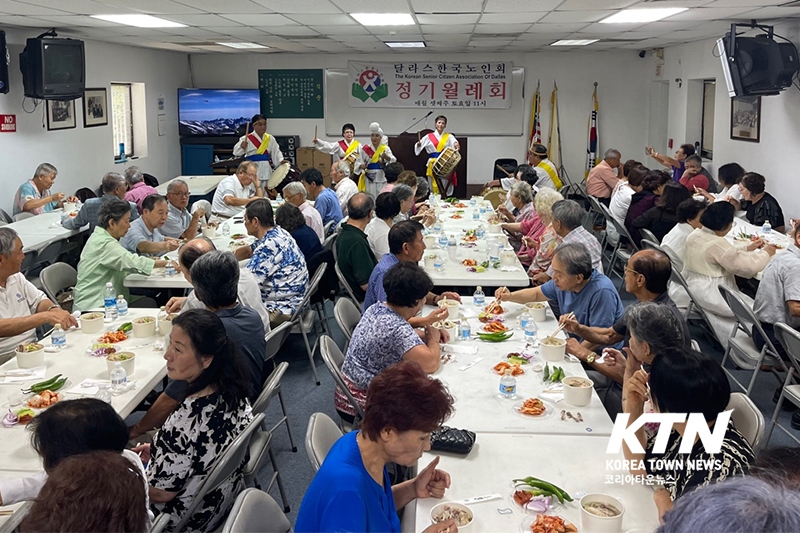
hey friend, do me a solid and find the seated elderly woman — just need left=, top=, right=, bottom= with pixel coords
left=275, top=202, right=323, bottom=264
left=365, top=192, right=401, bottom=260
left=73, top=198, right=168, bottom=311
left=504, top=188, right=561, bottom=267
left=132, top=309, right=253, bottom=532
left=13, top=163, right=78, bottom=216
left=20, top=451, right=150, bottom=533
left=623, top=348, right=755, bottom=522
left=662, top=198, right=706, bottom=312
left=525, top=189, right=564, bottom=283
left=498, top=180, right=535, bottom=224
left=626, top=169, right=671, bottom=245
left=683, top=201, right=775, bottom=347
left=655, top=477, right=800, bottom=533
left=632, top=181, right=693, bottom=244
left=392, top=183, right=416, bottom=222
left=0, top=398, right=148, bottom=511
left=335, top=262, right=445, bottom=421
left=695, top=162, right=744, bottom=204
left=729, top=171, right=785, bottom=233
left=283, top=180, right=324, bottom=242
left=297, top=361, right=457, bottom=533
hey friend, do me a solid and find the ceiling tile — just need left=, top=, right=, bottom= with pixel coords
left=195, top=26, right=265, bottom=36
left=528, top=23, right=591, bottom=33
left=411, top=0, right=484, bottom=13
left=331, top=34, right=381, bottom=42
left=540, top=10, right=615, bottom=23
left=0, top=15, right=69, bottom=27
left=285, top=14, right=355, bottom=25
left=556, top=0, right=640, bottom=9
left=330, top=0, right=410, bottom=13
left=261, top=26, right=320, bottom=36
left=575, top=22, right=646, bottom=34
left=734, top=6, right=800, bottom=19
left=666, top=6, right=760, bottom=21
left=473, top=23, right=532, bottom=34
left=514, top=34, right=562, bottom=44
left=637, top=20, right=706, bottom=32
left=15, top=0, right=136, bottom=15
left=172, top=0, right=268, bottom=14
left=415, top=14, right=480, bottom=25
left=218, top=13, right=296, bottom=25
left=0, top=1, right=69, bottom=16
left=698, top=0, right=777, bottom=6
left=252, top=0, right=341, bottom=13
left=26, top=15, right=126, bottom=27
left=424, top=34, right=470, bottom=43
left=420, top=24, right=476, bottom=34
left=368, top=26, right=423, bottom=36
left=309, top=24, right=370, bottom=35
left=157, top=14, right=242, bottom=26
left=98, top=0, right=205, bottom=15
left=479, top=13, right=547, bottom=24
left=484, top=0, right=563, bottom=12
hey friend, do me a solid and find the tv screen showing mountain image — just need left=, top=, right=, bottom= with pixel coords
left=178, top=88, right=261, bottom=136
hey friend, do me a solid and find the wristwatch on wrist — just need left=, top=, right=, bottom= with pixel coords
left=586, top=352, right=599, bottom=364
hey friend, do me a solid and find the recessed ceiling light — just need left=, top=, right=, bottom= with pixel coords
left=600, top=8, right=687, bottom=24
left=351, top=13, right=414, bottom=26
left=385, top=41, right=426, bottom=48
left=91, top=14, right=186, bottom=28
left=216, top=42, right=268, bottom=49
left=551, top=39, right=599, bottom=46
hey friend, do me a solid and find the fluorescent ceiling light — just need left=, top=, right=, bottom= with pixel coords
left=600, top=8, right=687, bottom=24
left=216, top=42, right=268, bottom=49
left=385, top=41, right=426, bottom=48
left=551, top=39, right=599, bottom=46
left=91, top=14, right=186, bottom=28
left=351, top=13, right=414, bottom=26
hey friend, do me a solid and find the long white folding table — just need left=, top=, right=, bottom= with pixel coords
left=155, top=175, right=226, bottom=197
left=6, top=210, right=88, bottom=253
left=725, top=218, right=791, bottom=281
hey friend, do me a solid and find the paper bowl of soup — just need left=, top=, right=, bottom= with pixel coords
left=159, top=313, right=178, bottom=336
left=106, top=352, right=135, bottom=377
left=80, top=312, right=105, bottom=334
left=439, top=299, right=460, bottom=320
left=132, top=317, right=157, bottom=338
left=563, top=376, right=594, bottom=407
left=15, top=343, right=45, bottom=369
left=433, top=320, right=458, bottom=344
left=525, top=302, right=547, bottom=322
left=430, top=502, right=473, bottom=530
left=201, top=225, right=216, bottom=238
left=540, top=336, right=566, bottom=362
left=488, top=223, right=502, bottom=234
left=424, top=235, right=437, bottom=248
left=580, top=493, right=625, bottom=533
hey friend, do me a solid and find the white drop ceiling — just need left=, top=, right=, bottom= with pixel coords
left=0, top=0, right=798, bottom=54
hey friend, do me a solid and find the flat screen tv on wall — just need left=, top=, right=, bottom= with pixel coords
left=178, top=88, right=260, bottom=136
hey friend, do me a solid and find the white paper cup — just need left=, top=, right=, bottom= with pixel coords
left=202, top=226, right=216, bottom=238
left=16, top=345, right=45, bottom=368
left=540, top=336, right=566, bottom=362
left=132, top=317, right=157, bottom=338
left=500, top=250, right=516, bottom=267
left=106, top=352, right=136, bottom=377
left=424, top=255, right=437, bottom=269
left=80, top=312, right=105, bottom=334
left=439, top=300, right=460, bottom=320
left=63, top=201, right=77, bottom=213
left=526, top=302, right=547, bottom=322
left=424, top=235, right=436, bottom=248
left=430, top=502, right=473, bottom=530
left=580, top=493, right=625, bottom=533
left=488, top=223, right=502, bottom=234
left=563, top=376, right=594, bottom=407
left=159, top=314, right=177, bottom=336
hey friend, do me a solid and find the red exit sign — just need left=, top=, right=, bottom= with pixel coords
left=0, top=114, right=16, bottom=132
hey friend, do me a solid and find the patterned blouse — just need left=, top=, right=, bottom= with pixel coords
left=644, top=419, right=755, bottom=500
left=246, top=226, right=309, bottom=315
left=528, top=224, right=562, bottom=278
left=148, top=393, right=253, bottom=532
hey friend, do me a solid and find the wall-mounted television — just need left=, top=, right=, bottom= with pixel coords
left=19, top=37, right=85, bottom=100
left=178, top=88, right=261, bottom=136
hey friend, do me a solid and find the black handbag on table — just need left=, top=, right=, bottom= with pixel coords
left=430, top=426, right=476, bottom=455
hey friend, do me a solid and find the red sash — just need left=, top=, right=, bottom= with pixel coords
left=247, top=132, right=262, bottom=150
left=427, top=132, right=440, bottom=147
left=338, top=140, right=348, bottom=152
left=363, top=145, right=375, bottom=158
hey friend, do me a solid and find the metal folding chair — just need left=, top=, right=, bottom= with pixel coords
left=765, top=323, right=800, bottom=446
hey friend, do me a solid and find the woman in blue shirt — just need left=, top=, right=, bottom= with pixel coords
left=296, top=361, right=457, bottom=533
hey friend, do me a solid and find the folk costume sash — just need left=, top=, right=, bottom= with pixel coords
left=426, top=132, right=450, bottom=194
left=246, top=133, right=271, bottom=162
left=339, top=139, right=360, bottom=158
left=358, top=143, right=386, bottom=191
left=537, top=158, right=563, bottom=190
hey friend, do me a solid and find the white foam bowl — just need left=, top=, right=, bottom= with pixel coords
left=580, top=493, right=625, bottom=533
left=540, top=337, right=566, bottom=362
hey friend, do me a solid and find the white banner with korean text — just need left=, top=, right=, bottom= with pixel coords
left=348, top=61, right=512, bottom=109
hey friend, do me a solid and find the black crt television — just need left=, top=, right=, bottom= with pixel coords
left=178, top=88, right=261, bottom=136
left=19, top=37, right=85, bottom=100
left=1, top=30, right=9, bottom=94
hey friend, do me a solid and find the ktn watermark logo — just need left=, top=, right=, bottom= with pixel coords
left=607, top=410, right=733, bottom=454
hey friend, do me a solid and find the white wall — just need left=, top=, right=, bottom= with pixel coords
left=661, top=21, right=800, bottom=219
left=189, top=50, right=653, bottom=186
left=0, top=28, right=190, bottom=215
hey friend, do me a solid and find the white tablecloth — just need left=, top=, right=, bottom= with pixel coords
left=155, top=175, right=225, bottom=196
left=6, top=210, right=88, bottom=253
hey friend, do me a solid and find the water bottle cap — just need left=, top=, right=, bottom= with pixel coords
left=504, top=369, right=512, bottom=376
left=118, top=295, right=124, bottom=298
left=114, top=362, right=122, bottom=367
left=54, top=323, right=61, bottom=328
left=477, top=286, right=482, bottom=291
left=106, top=282, right=113, bottom=287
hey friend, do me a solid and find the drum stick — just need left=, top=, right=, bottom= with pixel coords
left=245, top=122, right=250, bottom=137
left=314, top=125, right=318, bottom=140
left=496, top=164, right=513, bottom=177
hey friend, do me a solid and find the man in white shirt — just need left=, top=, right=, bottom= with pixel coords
left=283, top=181, right=323, bottom=242
left=161, top=179, right=205, bottom=239
left=0, top=228, right=78, bottom=363
left=332, top=160, right=358, bottom=217
left=607, top=164, right=647, bottom=246
left=211, top=161, right=264, bottom=217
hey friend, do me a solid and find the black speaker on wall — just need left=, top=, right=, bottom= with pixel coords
left=0, top=30, right=10, bottom=94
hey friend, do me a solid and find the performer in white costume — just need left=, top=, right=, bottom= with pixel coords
left=232, top=114, right=286, bottom=189
left=414, top=115, right=459, bottom=196
left=312, top=122, right=362, bottom=170
left=354, top=122, right=396, bottom=199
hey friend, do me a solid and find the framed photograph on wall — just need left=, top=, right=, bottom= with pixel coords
left=46, top=99, right=77, bottom=131
left=730, top=95, right=761, bottom=143
left=83, top=88, right=108, bottom=127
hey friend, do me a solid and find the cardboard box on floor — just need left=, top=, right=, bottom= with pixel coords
left=296, top=147, right=333, bottom=187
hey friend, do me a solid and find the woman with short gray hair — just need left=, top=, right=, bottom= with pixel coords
left=497, top=181, right=536, bottom=251
left=13, top=163, right=78, bottom=216
left=392, top=183, right=416, bottom=221
left=73, top=199, right=168, bottom=311
left=283, top=181, right=323, bottom=242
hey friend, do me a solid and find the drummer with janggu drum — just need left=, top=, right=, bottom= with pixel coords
left=415, top=115, right=460, bottom=197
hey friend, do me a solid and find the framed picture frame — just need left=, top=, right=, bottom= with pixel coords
left=83, top=88, right=108, bottom=127
left=730, top=95, right=761, bottom=143
left=46, top=99, right=77, bottom=131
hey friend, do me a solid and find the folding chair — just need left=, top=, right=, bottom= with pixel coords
left=718, top=285, right=784, bottom=396
left=765, top=323, right=800, bottom=446
left=13, top=212, right=34, bottom=221
left=639, top=228, right=659, bottom=245
left=149, top=513, right=171, bottom=533
left=263, top=322, right=292, bottom=372
left=727, top=392, right=765, bottom=453
left=669, top=267, right=721, bottom=346
left=597, top=202, right=637, bottom=291
left=40, top=263, right=77, bottom=303
left=0, top=208, right=12, bottom=223
left=289, top=264, right=327, bottom=385
left=320, top=335, right=365, bottom=432
left=221, top=489, right=291, bottom=533
left=255, top=361, right=297, bottom=451
left=334, top=262, right=362, bottom=311
left=305, top=412, right=344, bottom=473
left=323, top=220, right=335, bottom=236
left=334, top=297, right=361, bottom=351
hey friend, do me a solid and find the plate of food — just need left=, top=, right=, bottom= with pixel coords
left=462, top=235, right=478, bottom=243
left=540, top=363, right=567, bottom=385
left=521, top=514, right=577, bottom=533
left=493, top=361, right=525, bottom=376
left=514, top=398, right=554, bottom=419
left=97, top=330, right=128, bottom=344
left=512, top=489, right=562, bottom=514
left=484, top=301, right=505, bottom=315
left=481, top=320, right=509, bottom=333
left=478, top=312, right=504, bottom=323
left=506, top=352, right=533, bottom=365
left=452, top=202, right=468, bottom=208
left=230, top=233, right=247, bottom=240
left=462, top=259, right=478, bottom=267
left=451, top=214, right=463, bottom=219
left=430, top=502, right=473, bottom=529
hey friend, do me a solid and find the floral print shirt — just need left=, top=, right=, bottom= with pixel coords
left=246, top=226, right=308, bottom=315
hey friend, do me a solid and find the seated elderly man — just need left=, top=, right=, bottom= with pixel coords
left=164, top=237, right=270, bottom=332
left=331, top=160, right=358, bottom=217
left=211, top=161, right=263, bottom=218
left=13, top=163, right=78, bottom=216
left=586, top=149, right=622, bottom=202
left=160, top=179, right=204, bottom=239
left=363, top=220, right=460, bottom=322
left=678, top=154, right=717, bottom=193
left=122, top=166, right=157, bottom=214
left=537, top=200, right=602, bottom=285
left=235, top=199, right=308, bottom=326
left=128, top=250, right=265, bottom=439
left=120, top=195, right=179, bottom=257
left=62, top=172, right=138, bottom=232
left=283, top=181, right=323, bottom=242
left=337, top=193, right=377, bottom=303
left=302, top=168, right=342, bottom=230
left=0, top=228, right=78, bottom=363
left=496, top=243, right=623, bottom=347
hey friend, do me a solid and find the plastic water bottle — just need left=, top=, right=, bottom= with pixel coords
left=479, top=203, right=487, bottom=216
left=165, top=261, right=176, bottom=276
left=438, top=232, right=449, bottom=249
left=525, top=318, right=538, bottom=343
left=459, top=317, right=471, bottom=340
left=473, top=285, right=485, bottom=308
left=433, top=254, right=444, bottom=272
left=222, top=222, right=231, bottom=237
left=276, top=193, right=283, bottom=204
left=499, top=369, right=517, bottom=400
left=95, top=384, right=112, bottom=403
left=520, top=312, right=530, bottom=331
left=110, top=362, right=127, bottom=393
left=476, top=223, right=486, bottom=238
left=762, top=220, right=772, bottom=234
left=447, top=235, right=457, bottom=261
left=116, top=295, right=128, bottom=316
left=472, top=209, right=480, bottom=221
left=104, top=283, right=117, bottom=322
left=51, top=323, right=66, bottom=349
left=470, top=196, right=477, bottom=206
